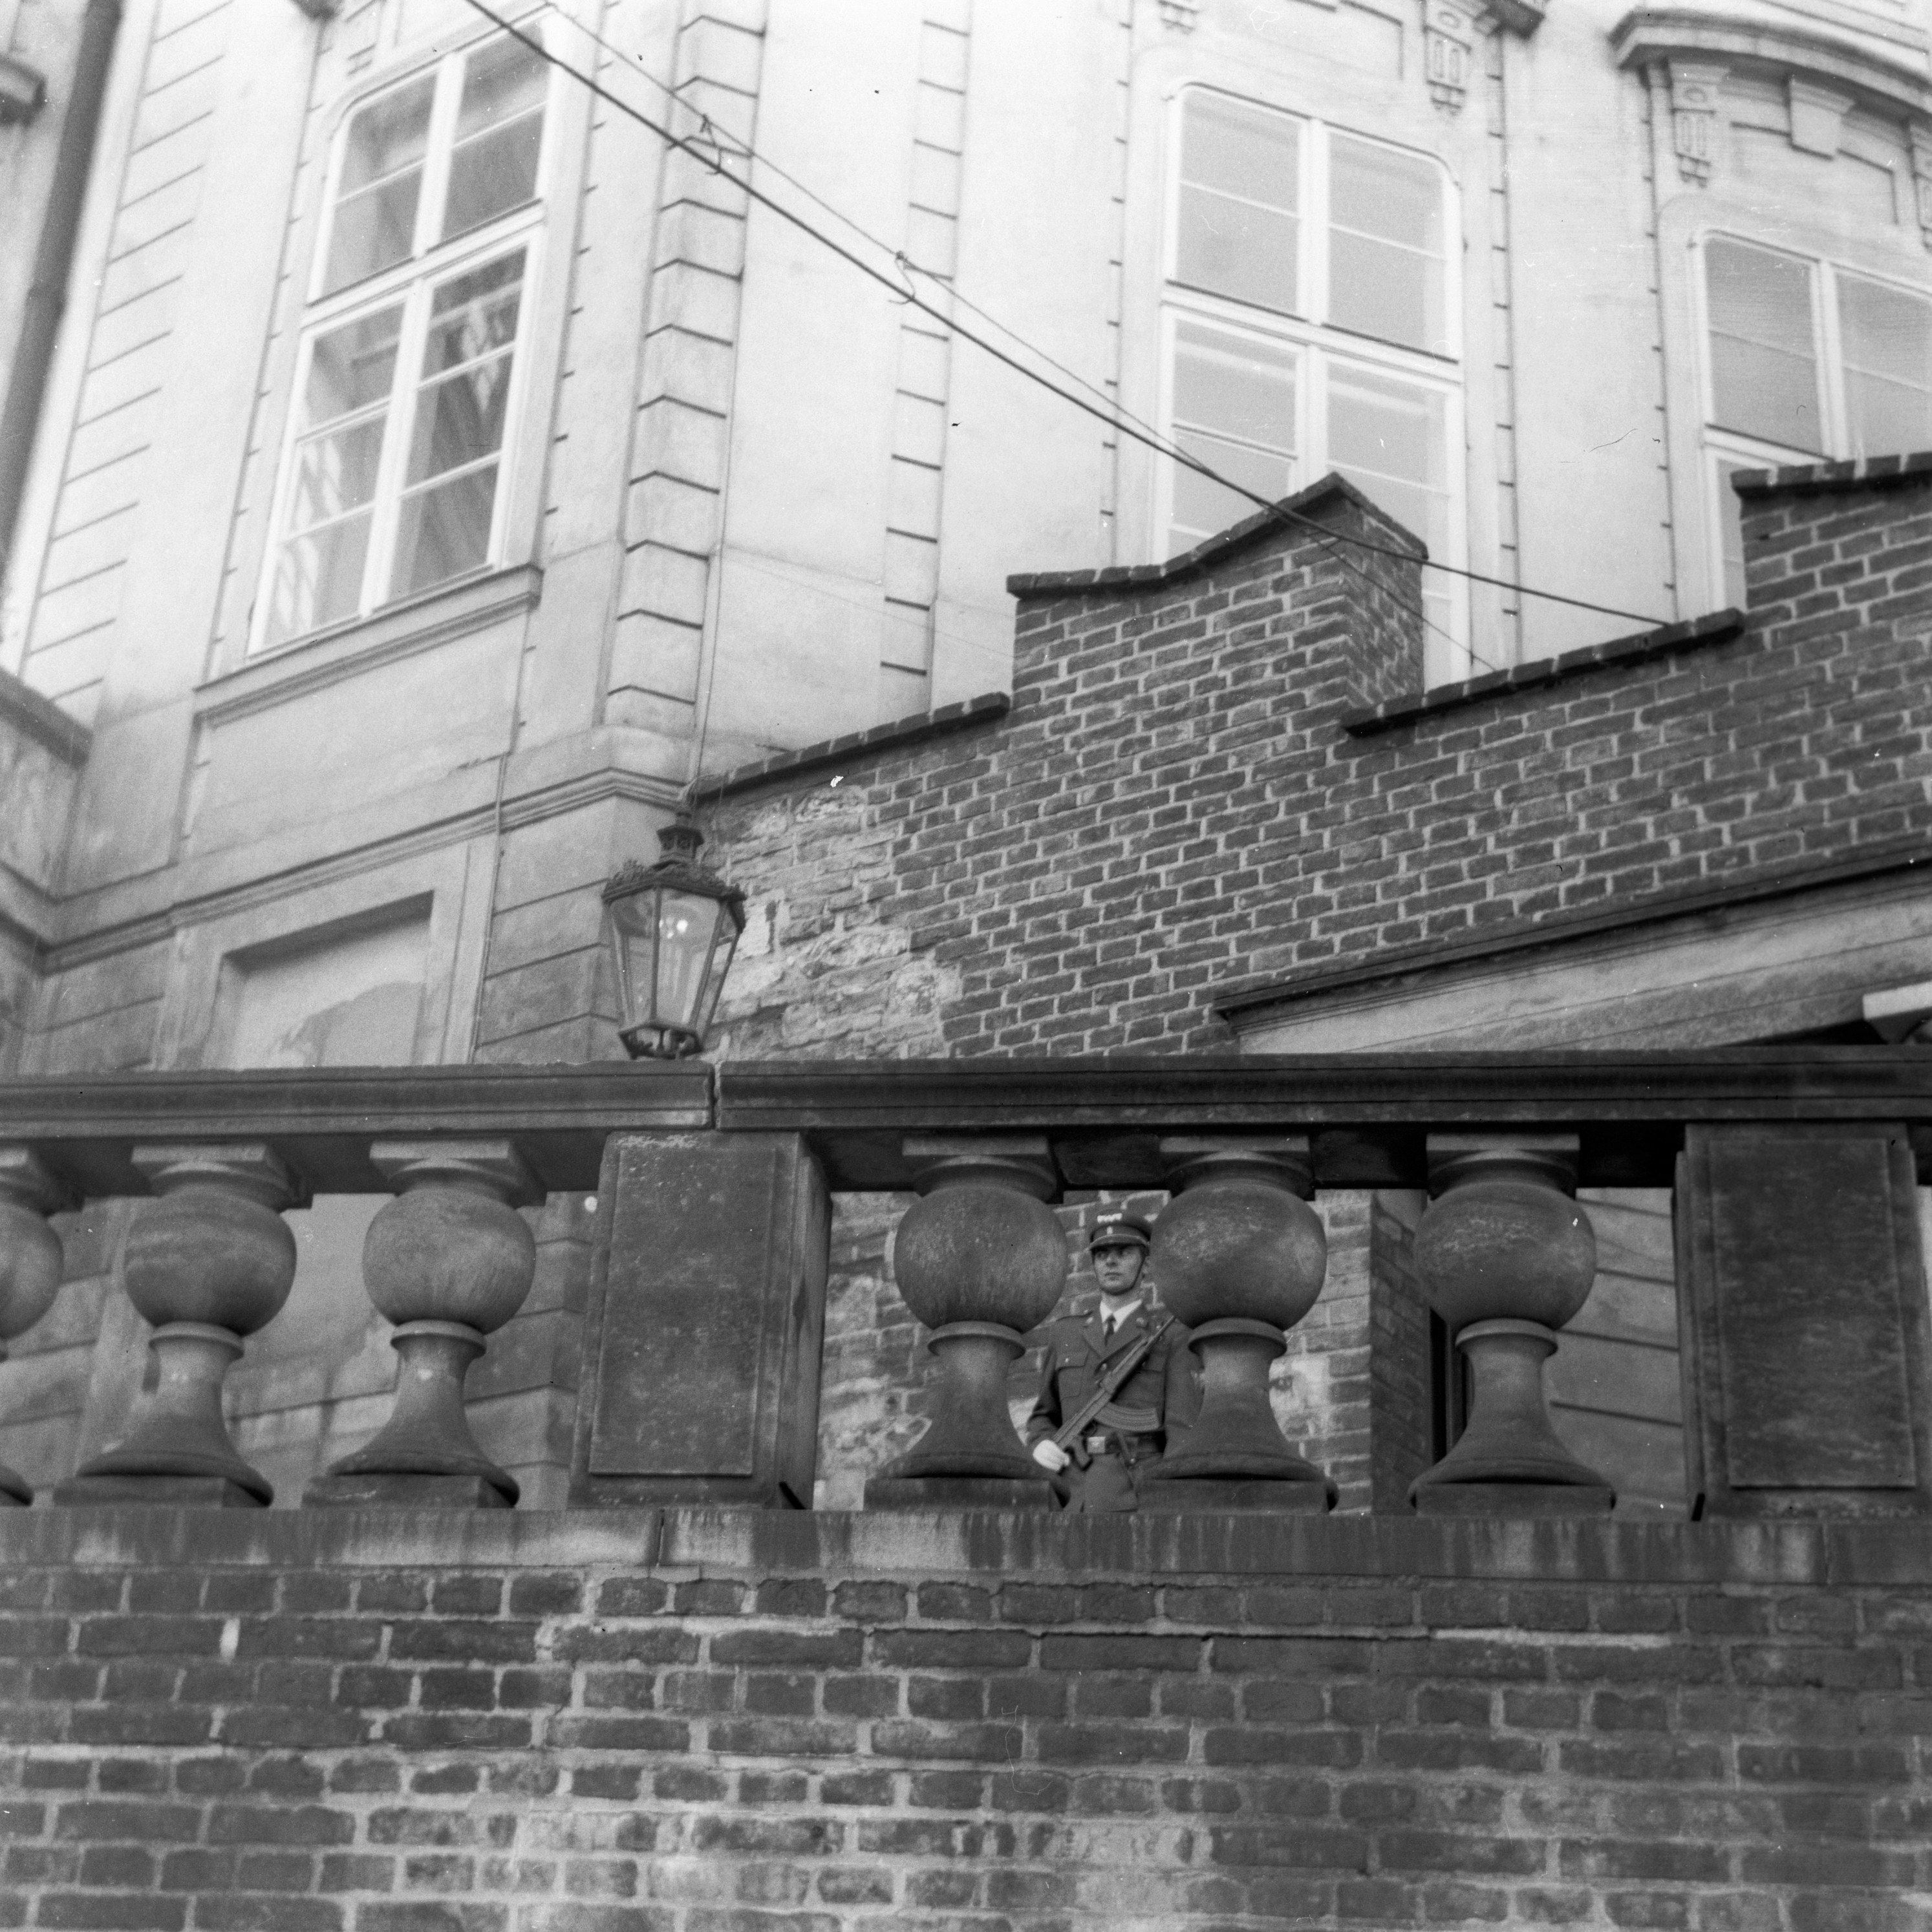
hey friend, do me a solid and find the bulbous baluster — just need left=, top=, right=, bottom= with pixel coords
left=866, top=1135, right=1068, bottom=1510
left=1140, top=1136, right=1335, bottom=1514
left=0, top=1148, right=75, bottom=1506
left=308, top=1141, right=541, bottom=1510
left=1409, top=1133, right=1614, bottom=1516
left=65, top=1144, right=299, bottom=1508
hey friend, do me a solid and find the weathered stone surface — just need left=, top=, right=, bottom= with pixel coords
left=573, top=1132, right=828, bottom=1508
left=1678, top=1125, right=1932, bottom=1517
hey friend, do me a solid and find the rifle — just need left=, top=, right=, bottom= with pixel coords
left=1050, top=1315, right=1174, bottom=1468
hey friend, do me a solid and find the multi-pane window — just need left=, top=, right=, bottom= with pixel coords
left=257, top=34, right=548, bottom=653
left=1164, top=91, right=1462, bottom=649
left=1703, top=233, right=1932, bottom=606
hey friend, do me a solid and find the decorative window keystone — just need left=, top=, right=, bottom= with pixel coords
left=1423, top=0, right=1477, bottom=111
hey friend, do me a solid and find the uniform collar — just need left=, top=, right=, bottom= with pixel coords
left=1097, top=1296, right=1143, bottom=1331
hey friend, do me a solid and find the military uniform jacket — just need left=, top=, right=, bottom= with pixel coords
left=1025, top=1301, right=1200, bottom=1453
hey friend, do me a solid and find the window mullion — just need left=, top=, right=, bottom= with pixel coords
left=1305, top=343, right=1324, bottom=486
left=415, top=52, right=464, bottom=261
left=364, top=281, right=427, bottom=614
left=484, top=239, right=535, bottom=566
left=1816, top=261, right=1850, bottom=457
left=1305, top=120, right=1328, bottom=328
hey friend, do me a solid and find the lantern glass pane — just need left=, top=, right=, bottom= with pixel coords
left=654, top=888, right=719, bottom=1038
left=692, top=921, right=741, bottom=1044
left=606, top=890, right=663, bottom=1034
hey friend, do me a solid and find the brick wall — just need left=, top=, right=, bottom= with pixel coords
left=701, top=460, right=1932, bottom=1062
left=1, top=1508, right=1924, bottom=1930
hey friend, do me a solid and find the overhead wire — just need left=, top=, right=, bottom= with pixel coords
left=464, top=0, right=1669, bottom=685
left=520, top=0, right=1483, bottom=669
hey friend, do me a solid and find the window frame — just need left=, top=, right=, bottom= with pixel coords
left=1158, top=87, right=1468, bottom=654
left=248, top=30, right=553, bottom=661
left=1695, top=227, right=1932, bottom=607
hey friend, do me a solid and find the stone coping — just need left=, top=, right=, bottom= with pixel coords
left=1339, top=609, right=1743, bottom=738
left=1005, top=473, right=1422, bottom=599
left=2, top=1505, right=1929, bottom=1585
left=692, top=692, right=1011, bottom=800
left=1730, top=449, right=1932, bottom=499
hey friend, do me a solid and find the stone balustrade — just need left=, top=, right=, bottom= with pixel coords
left=0, top=1053, right=1927, bottom=1522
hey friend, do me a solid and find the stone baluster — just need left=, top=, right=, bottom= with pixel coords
left=1409, top=1132, right=1613, bottom=1515
left=866, top=1135, right=1068, bottom=1510
left=1139, top=1135, right=1336, bottom=1514
left=63, top=1144, right=301, bottom=1508
left=307, top=1141, right=541, bottom=1510
left=0, top=1148, right=75, bottom=1506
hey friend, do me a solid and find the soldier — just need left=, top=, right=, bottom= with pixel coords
left=1026, top=1207, right=1199, bottom=1512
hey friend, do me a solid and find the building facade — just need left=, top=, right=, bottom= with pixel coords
left=1, top=0, right=1931, bottom=1505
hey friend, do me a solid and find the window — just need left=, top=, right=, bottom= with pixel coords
left=1163, top=91, right=1463, bottom=651
left=1702, top=233, right=1932, bottom=606
left=257, top=34, right=549, bottom=653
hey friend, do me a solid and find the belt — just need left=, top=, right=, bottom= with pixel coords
left=1084, top=1429, right=1159, bottom=1463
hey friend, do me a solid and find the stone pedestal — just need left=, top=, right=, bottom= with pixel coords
left=1676, top=1124, right=1932, bottom=1518
left=1409, top=1135, right=1611, bottom=1512
left=866, top=1135, right=1066, bottom=1509
left=308, top=1141, right=539, bottom=1510
left=0, top=1148, right=74, bottom=1507
left=1139, top=1137, right=1336, bottom=1511
left=67, top=1144, right=301, bottom=1508
left=573, top=1132, right=830, bottom=1510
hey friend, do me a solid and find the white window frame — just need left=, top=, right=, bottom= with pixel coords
left=249, top=30, right=553, bottom=659
left=1159, top=89, right=1468, bottom=659
left=1695, top=228, right=1932, bottom=608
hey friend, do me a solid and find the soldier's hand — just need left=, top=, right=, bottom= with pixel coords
left=1031, top=1439, right=1069, bottom=1473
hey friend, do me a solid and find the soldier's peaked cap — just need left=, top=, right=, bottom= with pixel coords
left=1088, top=1209, right=1153, bottom=1252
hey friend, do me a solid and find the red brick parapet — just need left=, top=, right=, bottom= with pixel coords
left=0, top=1505, right=1924, bottom=1929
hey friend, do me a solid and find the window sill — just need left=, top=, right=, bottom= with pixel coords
left=199, top=565, right=542, bottom=725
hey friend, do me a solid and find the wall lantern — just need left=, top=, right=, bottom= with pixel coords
left=602, top=821, right=747, bottom=1060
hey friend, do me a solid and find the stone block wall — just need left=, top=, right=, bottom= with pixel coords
left=0, top=1507, right=1924, bottom=1931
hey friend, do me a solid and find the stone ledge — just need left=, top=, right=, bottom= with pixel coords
left=1212, top=832, right=1932, bottom=1025
left=1340, top=609, right=1744, bottom=738
left=0, top=663, right=90, bottom=766
left=1, top=1505, right=1924, bottom=1584
left=1731, top=449, right=1932, bottom=500
left=692, top=692, right=1011, bottom=801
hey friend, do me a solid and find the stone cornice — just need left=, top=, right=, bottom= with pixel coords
left=1611, top=7, right=1932, bottom=120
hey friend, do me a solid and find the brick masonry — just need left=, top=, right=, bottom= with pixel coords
left=1, top=1508, right=1927, bottom=1931
left=700, top=464, right=1932, bottom=1060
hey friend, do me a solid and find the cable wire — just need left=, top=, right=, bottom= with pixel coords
left=534, top=0, right=1487, bottom=670
left=465, top=0, right=1668, bottom=654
